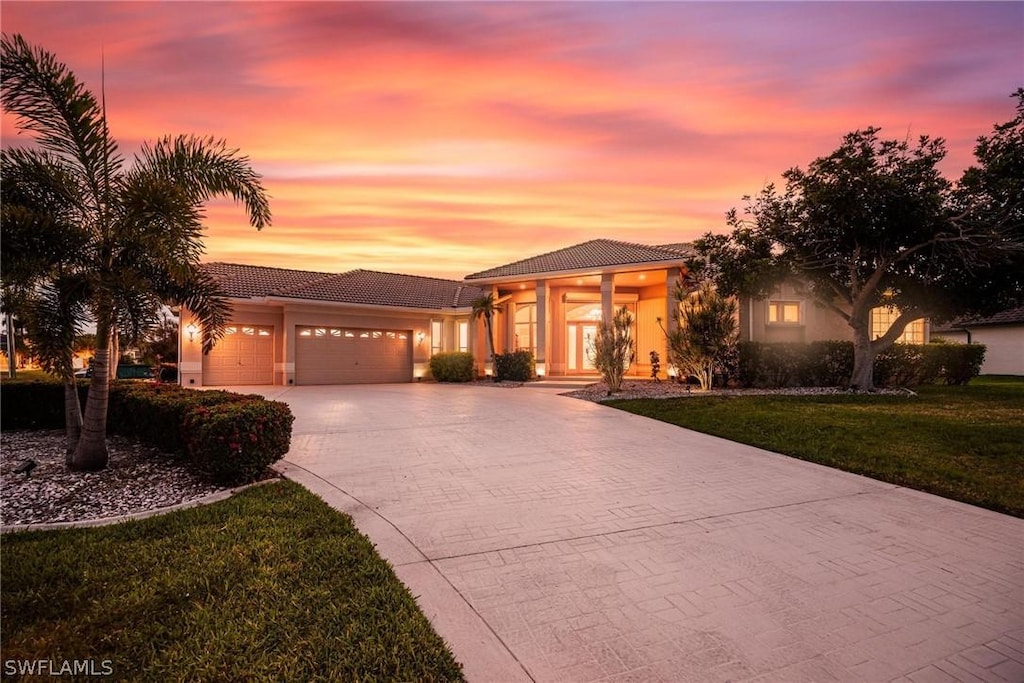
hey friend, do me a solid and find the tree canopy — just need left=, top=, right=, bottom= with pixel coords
left=690, top=91, right=1024, bottom=390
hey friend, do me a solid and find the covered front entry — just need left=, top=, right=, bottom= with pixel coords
left=295, top=325, right=412, bottom=385
left=204, top=324, right=274, bottom=385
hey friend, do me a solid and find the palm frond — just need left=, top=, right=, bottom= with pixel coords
left=0, top=33, right=122, bottom=208
left=134, top=135, right=272, bottom=230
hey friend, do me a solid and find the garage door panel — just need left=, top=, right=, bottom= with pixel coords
left=295, top=326, right=411, bottom=385
left=204, top=325, right=274, bottom=385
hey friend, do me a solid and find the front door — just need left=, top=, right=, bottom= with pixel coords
left=566, top=322, right=598, bottom=373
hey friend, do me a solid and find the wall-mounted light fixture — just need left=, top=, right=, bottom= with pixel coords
left=186, top=323, right=198, bottom=342
left=416, top=331, right=426, bottom=344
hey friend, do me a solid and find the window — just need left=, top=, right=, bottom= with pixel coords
left=515, top=303, right=536, bottom=353
left=431, top=320, right=443, bottom=355
left=871, top=307, right=925, bottom=344
left=768, top=301, right=801, bottom=324
left=457, top=320, right=469, bottom=353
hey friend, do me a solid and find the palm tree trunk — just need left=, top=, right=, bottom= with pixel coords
left=63, top=380, right=82, bottom=463
left=108, top=325, right=119, bottom=380
left=71, top=319, right=110, bottom=471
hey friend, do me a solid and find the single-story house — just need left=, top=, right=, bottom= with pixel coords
left=178, top=239, right=934, bottom=387
left=178, top=264, right=487, bottom=386
left=932, top=306, right=1024, bottom=376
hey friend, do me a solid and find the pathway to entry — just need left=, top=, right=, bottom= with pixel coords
left=255, top=383, right=1023, bottom=682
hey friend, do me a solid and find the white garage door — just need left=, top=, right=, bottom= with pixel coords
left=295, top=326, right=411, bottom=385
left=204, top=324, right=274, bottom=385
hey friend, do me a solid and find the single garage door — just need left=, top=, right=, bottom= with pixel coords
left=204, top=324, right=274, bottom=385
left=295, top=326, right=411, bottom=385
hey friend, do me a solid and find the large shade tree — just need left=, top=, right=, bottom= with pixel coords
left=1, top=34, right=272, bottom=469
left=690, top=92, right=1024, bottom=390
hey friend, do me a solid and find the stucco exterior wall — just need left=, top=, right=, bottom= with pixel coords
left=933, top=326, right=1024, bottom=376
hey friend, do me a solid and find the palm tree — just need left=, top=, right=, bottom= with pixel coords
left=1, top=34, right=271, bottom=471
left=471, top=293, right=499, bottom=375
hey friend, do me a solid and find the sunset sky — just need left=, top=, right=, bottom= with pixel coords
left=3, top=2, right=1022, bottom=279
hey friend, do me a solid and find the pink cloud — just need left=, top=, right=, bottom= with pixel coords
left=2, top=1, right=1020, bottom=278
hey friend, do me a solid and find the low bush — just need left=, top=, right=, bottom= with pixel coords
left=1, top=381, right=293, bottom=484
left=494, top=350, right=534, bottom=382
left=737, top=340, right=985, bottom=388
left=930, top=341, right=986, bottom=385
left=183, top=399, right=294, bottom=484
left=428, top=352, right=475, bottom=382
left=0, top=380, right=88, bottom=430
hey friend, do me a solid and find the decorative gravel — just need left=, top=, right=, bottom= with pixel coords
left=564, top=380, right=914, bottom=402
left=1, top=430, right=230, bottom=526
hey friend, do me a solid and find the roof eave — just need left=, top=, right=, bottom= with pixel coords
left=464, top=258, right=688, bottom=285
left=265, top=295, right=473, bottom=315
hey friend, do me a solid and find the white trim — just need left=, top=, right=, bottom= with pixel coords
left=274, top=362, right=295, bottom=372
left=261, top=296, right=473, bottom=315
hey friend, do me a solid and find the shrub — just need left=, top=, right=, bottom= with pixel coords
left=664, top=283, right=737, bottom=391
left=494, top=350, right=534, bottom=382
left=0, top=380, right=89, bottom=430
left=591, top=306, right=634, bottom=393
left=929, top=341, right=986, bottom=385
left=183, top=399, right=294, bottom=484
left=799, top=341, right=854, bottom=387
left=0, top=381, right=293, bottom=484
left=428, top=352, right=475, bottom=382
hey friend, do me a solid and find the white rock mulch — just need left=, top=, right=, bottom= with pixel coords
left=1, top=430, right=230, bottom=526
left=564, top=380, right=914, bottom=402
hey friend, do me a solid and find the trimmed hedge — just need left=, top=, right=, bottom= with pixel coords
left=183, top=399, right=294, bottom=484
left=429, top=352, right=475, bottom=382
left=494, top=350, right=534, bottom=382
left=737, top=341, right=986, bottom=388
left=0, top=381, right=293, bottom=484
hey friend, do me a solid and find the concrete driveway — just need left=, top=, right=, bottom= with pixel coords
left=257, top=383, right=1023, bottom=682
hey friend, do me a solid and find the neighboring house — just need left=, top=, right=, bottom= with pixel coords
left=740, top=280, right=929, bottom=345
left=932, top=306, right=1024, bottom=376
left=178, top=264, right=485, bottom=386
left=179, top=239, right=691, bottom=386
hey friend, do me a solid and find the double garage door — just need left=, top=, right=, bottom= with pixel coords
left=294, top=326, right=412, bottom=385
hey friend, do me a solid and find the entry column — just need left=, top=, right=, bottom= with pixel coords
left=665, top=267, right=681, bottom=336
left=535, top=280, right=549, bottom=376
left=601, top=273, right=615, bottom=323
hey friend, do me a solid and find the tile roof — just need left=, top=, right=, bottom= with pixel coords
left=464, top=239, right=691, bottom=280
left=933, top=305, right=1024, bottom=331
left=204, top=263, right=334, bottom=299
left=203, top=263, right=485, bottom=310
left=281, top=269, right=486, bottom=309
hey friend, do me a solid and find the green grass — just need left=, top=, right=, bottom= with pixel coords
left=609, top=376, right=1024, bottom=517
left=1, top=481, right=464, bottom=682
left=0, top=369, right=54, bottom=383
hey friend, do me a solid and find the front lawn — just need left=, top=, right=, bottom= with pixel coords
left=609, top=376, right=1024, bottom=517
left=1, top=480, right=464, bottom=682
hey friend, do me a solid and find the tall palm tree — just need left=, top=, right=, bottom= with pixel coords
left=1, top=34, right=272, bottom=470
left=471, top=293, right=499, bottom=371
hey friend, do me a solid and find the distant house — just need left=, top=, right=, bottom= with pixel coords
left=932, top=306, right=1024, bottom=376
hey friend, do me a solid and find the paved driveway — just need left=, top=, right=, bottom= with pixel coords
left=258, top=384, right=1023, bottom=682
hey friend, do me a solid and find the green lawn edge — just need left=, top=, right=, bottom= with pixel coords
left=1, top=480, right=465, bottom=682
left=607, top=376, right=1024, bottom=517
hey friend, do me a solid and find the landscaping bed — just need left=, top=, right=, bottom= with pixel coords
left=606, top=376, right=1024, bottom=517
left=1, top=430, right=231, bottom=526
left=1, top=480, right=465, bottom=681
